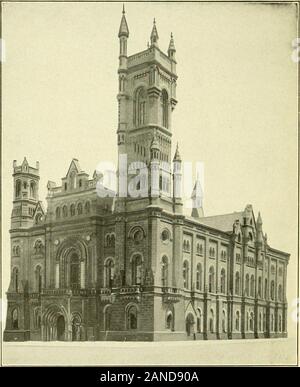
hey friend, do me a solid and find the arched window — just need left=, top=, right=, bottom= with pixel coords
left=263, top=311, right=266, bottom=331
left=127, top=305, right=138, bottom=330
left=264, top=278, right=268, bottom=299
left=15, top=180, right=21, bottom=198
left=12, top=308, right=18, bottom=329
left=105, top=259, right=114, bottom=288
left=56, top=207, right=61, bottom=219
left=161, top=89, right=168, bottom=128
left=30, top=181, right=36, bottom=198
left=161, top=256, right=169, bottom=287
left=235, top=272, right=240, bottom=295
left=209, top=266, right=215, bottom=293
left=249, top=232, right=253, bottom=241
left=34, top=240, right=43, bottom=254
left=131, top=255, right=142, bottom=285
left=35, top=265, right=42, bottom=293
left=197, top=309, right=202, bottom=333
left=84, top=201, right=90, bottom=214
left=235, top=311, right=240, bottom=331
left=70, top=253, right=80, bottom=289
left=35, top=213, right=43, bottom=224
left=166, top=311, right=173, bottom=331
left=278, top=315, right=282, bottom=332
left=271, top=314, right=274, bottom=332
left=12, top=267, right=19, bottom=292
left=250, top=275, right=255, bottom=297
left=104, top=307, right=111, bottom=331
left=196, top=263, right=202, bottom=291
left=270, top=280, right=275, bottom=300
left=222, top=310, right=227, bottom=333
left=77, top=203, right=83, bottom=215
left=220, top=268, right=226, bottom=294
left=258, top=276, right=262, bottom=298
left=278, top=284, right=283, bottom=301
left=70, top=171, right=76, bottom=189
left=249, top=312, right=254, bottom=331
left=259, top=312, right=262, bottom=331
left=246, top=312, right=249, bottom=331
left=183, top=260, right=189, bottom=289
left=110, top=234, right=115, bottom=247
left=62, top=205, right=68, bottom=218
left=135, top=88, right=147, bottom=126
left=209, top=309, right=214, bottom=333
left=245, top=274, right=250, bottom=296
left=70, top=204, right=75, bottom=216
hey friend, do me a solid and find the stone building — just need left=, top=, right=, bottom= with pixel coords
left=4, top=8, right=289, bottom=342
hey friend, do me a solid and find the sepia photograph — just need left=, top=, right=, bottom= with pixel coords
left=1, top=0, right=298, bottom=366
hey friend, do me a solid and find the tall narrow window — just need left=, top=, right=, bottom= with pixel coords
left=278, top=284, right=283, bottom=301
left=12, top=309, right=18, bottom=329
left=235, top=311, right=240, bottom=331
left=235, top=272, right=240, bottom=295
left=222, top=310, right=226, bottom=333
left=161, top=256, right=169, bottom=287
left=84, top=201, right=90, bottom=214
left=16, top=180, right=21, bottom=198
left=245, top=274, right=250, bottom=296
left=183, top=261, right=189, bottom=289
left=270, top=280, right=275, bottom=300
left=70, top=171, right=76, bottom=189
left=77, top=203, right=83, bottom=215
left=13, top=267, right=19, bottom=293
left=62, top=205, right=68, bottom=218
left=250, top=275, right=255, bottom=297
left=105, top=259, right=114, bottom=288
left=196, top=263, right=202, bottom=291
left=209, top=266, right=215, bottom=293
left=220, top=268, right=226, bottom=294
left=264, top=278, right=268, bottom=299
left=258, top=277, right=262, bottom=298
left=56, top=207, right=61, bottom=219
left=35, top=265, right=42, bottom=293
left=30, top=181, right=36, bottom=198
left=250, top=312, right=254, bottom=331
left=135, top=88, right=147, bottom=126
left=127, top=305, right=138, bottom=330
left=70, top=253, right=80, bottom=289
left=161, top=89, right=168, bottom=128
left=131, top=255, right=142, bottom=285
left=70, top=204, right=75, bottom=216
left=197, top=309, right=202, bottom=333
left=209, top=309, right=214, bottom=333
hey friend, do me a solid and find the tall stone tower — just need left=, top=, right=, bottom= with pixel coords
left=116, top=8, right=178, bottom=210
left=11, top=157, right=40, bottom=228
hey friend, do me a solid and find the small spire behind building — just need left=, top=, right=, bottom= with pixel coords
left=150, top=18, right=159, bottom=47
left=168, top=32, right=176, bottom=59
left=118, top=4, right=129, bottom=38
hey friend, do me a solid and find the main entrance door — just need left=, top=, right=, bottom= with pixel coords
left=57, top=315, right=65, bottom=341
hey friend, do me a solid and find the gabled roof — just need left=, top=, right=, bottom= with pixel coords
left=199, top=212, right=244, bottom=233
left=65, top=158, right=83, bottom=178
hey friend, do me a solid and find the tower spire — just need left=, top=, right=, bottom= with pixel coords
left=168, top=32, right=176, bottom=58
left=150, top=18, right=159, bottom=47
left=118, top=5, right=129, bottom=38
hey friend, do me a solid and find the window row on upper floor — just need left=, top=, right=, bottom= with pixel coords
left=55, top=201, right=91, bottom=219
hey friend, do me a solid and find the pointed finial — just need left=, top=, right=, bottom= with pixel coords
left=173, top=142, right=181, bottom=162
left=150, top=18, right=159, bottom=47
left=257, top=211, right=262, bottom=225
left=118, top=5, right=129, bottom=38
left=168, top=32, right=176, bottom=58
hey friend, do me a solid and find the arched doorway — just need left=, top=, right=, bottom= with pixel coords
left=185, top=313, right=195, bottom=336
left=57, top=315, right=65, bottom=341
left=71, top=315, right=81, bottom=341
